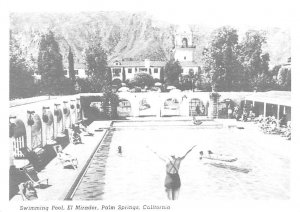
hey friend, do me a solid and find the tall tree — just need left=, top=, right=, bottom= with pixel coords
left=38, top=31, right=65, bottom=95
left=164, top=59, right=182, bottom=86
left=68, top=47, right=76, bottom=84
left=239, top=30, right=272, bottom=91
left=102, top=61, right=119, bottom=119
left=9, top=31, right=36, bottom=99
left=84, top=40, right=108, bottom=92
left=202, top=27, right=242, bottom=91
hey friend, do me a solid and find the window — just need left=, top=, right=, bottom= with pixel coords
left=182, top=38, right=188, bottom=47
left=75, top=70, right=79, bottom=75
left=114, top=61, right=121, bottom=65
left=139, top=68, right=147, bottom=72
left=154, top=68, right=158, bottom=73
left=113, top=68, right=121, bottom=77
left=64, top=70, right=68, bottom=75
left=128, top=68, right=132, bottom=73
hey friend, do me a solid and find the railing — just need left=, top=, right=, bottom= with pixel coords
left=13, top=136, right=26, bottom=159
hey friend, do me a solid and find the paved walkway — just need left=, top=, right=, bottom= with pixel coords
left=124, top=116, right=212, bottom=121
left=11, top=121, right=112, bottom=201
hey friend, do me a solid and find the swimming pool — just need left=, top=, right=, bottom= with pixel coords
left=72, top=120, right=290, bottom=200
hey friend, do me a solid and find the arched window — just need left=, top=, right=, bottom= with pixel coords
left=189, top=98, right=204, bottom=116
left=182, top=38, right=188, bottom=47
left=117, top=99, right=131, bottom=116
left=31, top=114, right=42, bottom=150
left=114, top=60, right=121, bottom=66
left=11, top=119, right=27, bottom=159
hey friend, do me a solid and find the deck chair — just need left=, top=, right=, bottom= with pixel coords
left=53, top=145, right=78, bottom=169
left=23, top=164, right=49, bottom=188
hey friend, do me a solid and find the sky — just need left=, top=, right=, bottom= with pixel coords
left=3, top=0, right=296, bottom=27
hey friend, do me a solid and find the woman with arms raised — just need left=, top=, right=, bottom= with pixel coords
left=147, top=145, right=196, bottom=200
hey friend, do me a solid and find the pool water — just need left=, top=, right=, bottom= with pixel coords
left=72, top=121, right=290, bottom=200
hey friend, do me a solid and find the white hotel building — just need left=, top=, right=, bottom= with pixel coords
left=108, top=59, right=165, bottom=82
left=108, top=29, right=200, bottom=82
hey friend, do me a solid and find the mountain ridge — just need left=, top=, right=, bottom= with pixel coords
left=10, top=12, right=290, bottom=69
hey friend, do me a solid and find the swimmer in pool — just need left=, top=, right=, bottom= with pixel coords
left=147, top=145, right=196, bottom=200
left=118, top=146, right=122, bottom=155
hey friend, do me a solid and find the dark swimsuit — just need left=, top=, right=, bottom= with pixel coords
left=164, top=159, right=181, bottom=190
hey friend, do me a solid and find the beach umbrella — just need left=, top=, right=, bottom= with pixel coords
left=118, top=87, right=130, bottom=92
left=155, top=82, right=162, bottom=86
left=166, top=85, right=176, bottom=90
left=152, top=87, right=161, bottom=92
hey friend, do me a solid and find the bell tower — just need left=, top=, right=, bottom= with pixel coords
left=174, top=26, right=195, bottom=62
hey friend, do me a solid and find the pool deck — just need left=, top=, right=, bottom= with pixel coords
left=11, top=121, right=112, bottom=201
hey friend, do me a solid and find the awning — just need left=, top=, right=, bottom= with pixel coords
left=244, top=91, right=291, bottom=107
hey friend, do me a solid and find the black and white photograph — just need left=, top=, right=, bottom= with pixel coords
left=2, top=0, right=299, bottom=211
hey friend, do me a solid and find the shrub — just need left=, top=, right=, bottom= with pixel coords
left=131, top=72, right=154, bottom=88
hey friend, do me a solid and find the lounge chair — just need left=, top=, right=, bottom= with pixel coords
left=53, top=145, right=78, bottom=169
left=22, top=164, right=48, bottom=188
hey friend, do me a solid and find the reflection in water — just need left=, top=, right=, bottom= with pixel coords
left=207, top=162, right=251, bottom=173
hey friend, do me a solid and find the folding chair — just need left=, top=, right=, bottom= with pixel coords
left=53, top=145, right=78, bottom=169
left=23, top=164, right=48, bottom=188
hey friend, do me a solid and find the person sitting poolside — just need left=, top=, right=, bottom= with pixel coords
left=233, top=106, right=240, bottom=120
left=71, top=125, right=82, bottom=144
left=241, top=107, right=248, bottom=122
left=76, top=121, right=87, bottom=132
left=19, top=181, right=38, bottom=200
left=279, top=114, right=288, bottom=127
left=76, top=122, right=94, bottom=136
left=254, top=115, right=264, bottom=123
left=248, top=110, right=256, bottom=121
left=72, top=124, right=81, bottom=134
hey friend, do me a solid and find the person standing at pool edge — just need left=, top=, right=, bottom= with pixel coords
left=147, top=145, right=197, bottom=200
